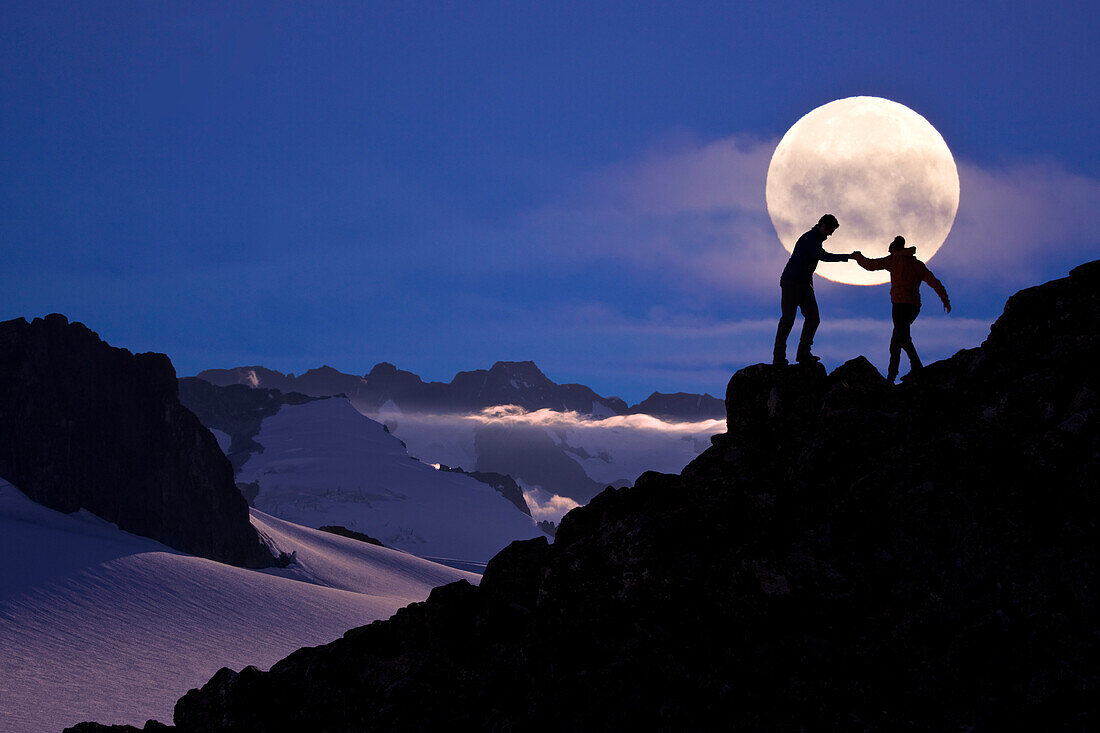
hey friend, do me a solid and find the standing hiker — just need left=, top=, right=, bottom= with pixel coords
left=773, top=213, right=855, bottom=365
left=853, top=235, right=951, bottom=383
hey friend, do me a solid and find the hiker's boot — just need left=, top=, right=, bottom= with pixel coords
left=900, top=363, right=923, bottom=383
left=886, top=355, right=900, bottom=383
left=772, top=353, right=789, bottom=366
left=796, top=349, right=820, bottom=364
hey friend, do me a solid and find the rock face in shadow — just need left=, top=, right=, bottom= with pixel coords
left=318, top=525, right=385, bottom=547
left=78, top=261, right=1100, bottom=731
left=176, top=377, right=327, bottom=475
left=0, top=315, right=272, bottom=568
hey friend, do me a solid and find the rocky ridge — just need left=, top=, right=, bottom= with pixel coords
left=72, top=260, right=1100, bottom=730
left=196, top=360, right=725, bottom=420
left=0, top=315, right=272, bottom=568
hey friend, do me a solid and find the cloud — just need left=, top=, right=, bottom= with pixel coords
left=510, top=135, right=785, bottom=297
left=467, top=404, right=725, bottom=434
left=503, top=135, right=1099, bottom=297
left=521, top=487, right=581, bottom=523
left=935, top=161, right=1100, bottom=284
left=372, top=402, right=725, bottom=502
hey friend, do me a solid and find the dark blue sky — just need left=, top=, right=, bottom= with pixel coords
left=3, top=1, right=1098, bottom=402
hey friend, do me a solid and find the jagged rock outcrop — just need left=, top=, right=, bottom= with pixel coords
left=0, top=314, right=273, bottom=568
left=77, top=261, right=1100, bottom=731
left=318, top=525, right=385, bottom=547
left=176, top=377, right=328, bottom=474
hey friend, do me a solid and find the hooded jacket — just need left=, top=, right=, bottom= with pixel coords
left=854, top=248, right=950, bottom=307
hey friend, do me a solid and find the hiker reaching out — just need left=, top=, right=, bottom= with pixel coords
left=773, top=214, right=856, bottom=365
left=853, top=236, right=950, bottom=383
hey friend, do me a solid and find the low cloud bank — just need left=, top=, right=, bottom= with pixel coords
left=370, top=403, right=725, bottom=506
left=468, top=404, right=725, bottom=435
left=522, top=487, right=582, bottom=523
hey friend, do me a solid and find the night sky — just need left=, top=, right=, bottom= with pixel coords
left=3, top=2, right=1097, bottom=403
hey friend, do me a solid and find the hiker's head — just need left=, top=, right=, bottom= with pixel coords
left=817, top=214, right=839, bottom=237
left=889, top=236, right=907, bottom=253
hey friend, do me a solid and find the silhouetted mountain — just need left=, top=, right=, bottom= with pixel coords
left=0, top=315, right=272, bottom=568
left=194, top=365, right=301, bottom=392
left=176, top=378, right=329, bottom=474
left=85, top=260, right=1099, bottom=731
left=627, top=391, right=725, bottom=420
left=195, top=360, right=722, bottom=420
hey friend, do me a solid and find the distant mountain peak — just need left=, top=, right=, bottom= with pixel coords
left=194, top=359, right=718, bottom=419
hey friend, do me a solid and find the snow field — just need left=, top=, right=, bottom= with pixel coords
left=0, top=480, right=475, bottom=732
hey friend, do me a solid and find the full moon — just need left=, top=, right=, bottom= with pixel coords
left=765, top=96, right=959, bottom=286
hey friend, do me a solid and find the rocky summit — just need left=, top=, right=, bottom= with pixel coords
left=0, top=314, right=272, bottom=568
left=73, top=261, right=1099, bottom=731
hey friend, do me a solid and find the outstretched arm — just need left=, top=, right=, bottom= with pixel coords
left=924, top=268, right=951, bottom=313
left=852, top=252, right=889, bottom=271
left=818, top=247, right=849, bottom=263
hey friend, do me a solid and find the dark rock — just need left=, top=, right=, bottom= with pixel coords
left=480, top=536, right=552, bottom=610
left=176, top=377, right=327, bottom=475
left=235, top=481, right=260, bottom=505
left=318, top=525, right=385, bottom=547
left=64, top=721, right=171, bottom=732
left=101, top=260, right=1100, bottom=730
left=0, top=315, right=272, bottom=567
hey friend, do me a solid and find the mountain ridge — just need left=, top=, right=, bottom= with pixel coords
left=0, top=314, right=272, bottom=568
left=195, top=360, right=723, bottom=420
left=75, top=259, right=1099, bottom=730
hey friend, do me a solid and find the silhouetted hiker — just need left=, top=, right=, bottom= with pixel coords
left=773, top=213, right=854, bottom=365
left=853, top=236, right=951, bottom=383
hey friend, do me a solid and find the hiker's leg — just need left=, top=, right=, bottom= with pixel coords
left=888, top=303, right=906, bottom=382
left=797, top=286, right=820, bottom=358
left=898, top=304, right=922, bottom=369
left=774, top=283, right=798, bottom=362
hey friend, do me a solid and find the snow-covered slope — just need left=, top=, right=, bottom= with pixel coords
left=238, top=398, right=542, bottom=564
left=0, top=480, right=475, bottom=733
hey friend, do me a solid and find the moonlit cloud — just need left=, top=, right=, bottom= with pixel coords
left=467, top=404, right=725, bottom=435
left=369, top=402, right=725, bottom=503
left=507, top=134, right=1099, bottom=297
left=935, top=161, right=1100, bottom=284
left=511, top=136, right=784, bottom=297
left=521, top=488, right=581, bottom=523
